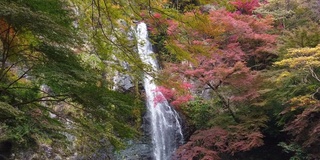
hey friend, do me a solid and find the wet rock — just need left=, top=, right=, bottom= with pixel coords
left=200, top=4, right=217, bottom=13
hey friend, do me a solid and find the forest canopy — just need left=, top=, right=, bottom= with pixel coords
left=0, top=0, right=319, bottom=159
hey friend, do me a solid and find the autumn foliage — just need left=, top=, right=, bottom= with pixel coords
left=154, top=82, right=193, bottom=107
left=158, top=7, right=277, bottom=108
left=1, top=0, right=320, bottom=159
left=144, top=1, right=279, bottom=159
left=173, top=127, right=264, bottom=160
left=0, top=18, right=16, bottom=49
left=230, top=0, right=261, bottom=15
left=283, top=105, right=320, bottom=159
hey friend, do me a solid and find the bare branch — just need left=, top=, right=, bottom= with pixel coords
left=309, top=66, right=320, bottom=82
left=3, top=66, right=34, bottom=91
left=13, top=94, right=69, bottom=107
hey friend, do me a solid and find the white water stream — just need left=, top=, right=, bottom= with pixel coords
left=136, top=22, right=184, bottom=160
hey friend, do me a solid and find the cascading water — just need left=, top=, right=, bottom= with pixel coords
left=136, top=22, right=184, bottom=160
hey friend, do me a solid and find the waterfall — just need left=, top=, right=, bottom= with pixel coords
left=136, top=22, right=184, bottom=160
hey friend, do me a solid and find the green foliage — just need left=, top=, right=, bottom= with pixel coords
left=262, top=26, right=320, bottom=160
left=0, top=0, right=142, bottom=157
left=183, top=98, right=219, bottom=129
left=168, top=0, right=200, bottom=12
left=256, top=0, right=319, bottom=29
left=0, top=0, right=318, bottom=159
left=14, top=0, right=73, bottom=27
left=278, top=142, right=310, bottom=160
left=0, top=102, right=22, bottom=119
left=0, top=1, right=75, bottom=44
left=182, top=97, right=267, bottom=131
left=278, top=23, right=320, bottom=57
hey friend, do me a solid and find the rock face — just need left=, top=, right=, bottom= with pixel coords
left=114, top=114, right=153, bottom=160
left=116, top=142, right=153, bottom=160
left=200, top=4, right=217, bottom=13
left=112, top=70, right=134, bottom=91
left=12, top=144, right=75, bottom=160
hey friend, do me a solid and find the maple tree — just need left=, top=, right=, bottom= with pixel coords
left=146, top=0, right=278, bottom=159
left=231, top=0, right=260, bottom=15
left=159, top=6, right=277, bottom=113
left=0, top=0, right=319, bottom=159
left=173, top=127, right=264, bottom=160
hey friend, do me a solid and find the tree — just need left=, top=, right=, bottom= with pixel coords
left=273, top=45, right=320, bottom=159
left=255, top=0, right=320, bottom=29
left=173, top=127, right=264, bottom=160
left=231, top=0, right=260, bottom=15
left=146, top=1, right=278, bottom=159
left=255, top=2, right=320, bottom=156
left=160, top=6, right=276, bottom=117
left=0, top=0, right=140, bottom=158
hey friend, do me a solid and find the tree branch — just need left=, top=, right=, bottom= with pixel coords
left=13, top=94, right=69, bottom=107
left=3, top=66, right=33, bottom=92
left=309, top=66, right=320, bottom=82
left=206, top=82, right=239, bottom=123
